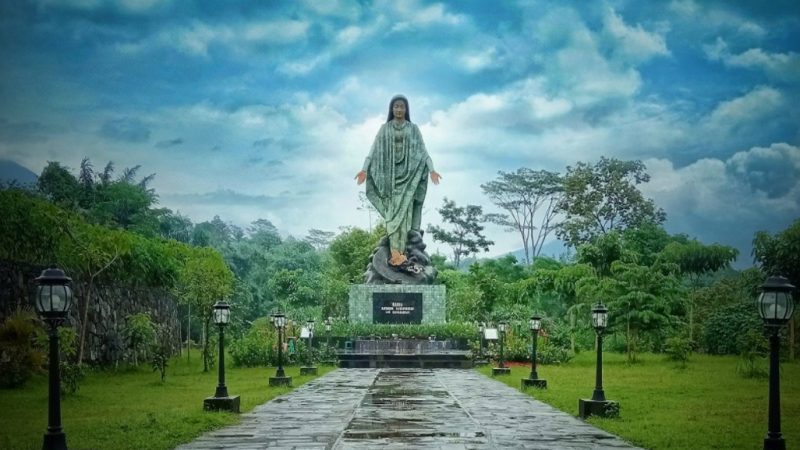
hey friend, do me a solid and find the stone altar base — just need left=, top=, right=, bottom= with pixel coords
left=492, top=367, right=511, bottom=376
left=338, top=338, right=471, bottom=368
left=203, top=395, right=240, bottom=413
left=349, top=284, right=446, bottom=324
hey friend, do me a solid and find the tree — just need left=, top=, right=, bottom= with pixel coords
left=305, top=229, right=335, bottom=251
left=659, top=240, right=738, bottom=341
left=427, top=198, right=494, bottom=268
left=753, top=218, right=800, bottom=359
left=481, top=168, right=563, bottom=265
left=556, top=157, right=666, bottom=247
left=37, top=162, right=81, bottom=209
left=173, top=247, right=234, bottom=372
left=328, top=226, right=381, bottom=283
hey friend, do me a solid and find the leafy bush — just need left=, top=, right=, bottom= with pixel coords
left=664, top=335, right=692, bottom=367
left=124, top=313, right=156, bottom=366
left=150, top=325, right=171, bottom=382
left=56, top=327, right=84, bottom=394
left=229, top=318, right=278, bottom=367
left=0, top=312, right=45, bottom=388
left=331, top=322, right=475, bottom=340
left=735, top=328, right=768, bottom=379
left=702, top=301, right=762, bottom=355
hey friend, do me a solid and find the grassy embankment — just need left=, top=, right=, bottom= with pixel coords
left=0, top=356, right=333, bottom=450
left=479, top=351, right=800, bottom=449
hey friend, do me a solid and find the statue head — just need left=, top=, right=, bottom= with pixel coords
left=386, top=95, right=410, bottom=122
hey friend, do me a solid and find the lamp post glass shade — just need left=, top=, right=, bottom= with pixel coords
left=757, top=276, right=795, bottom=325
left=498, top=321, right=508, bottom=333
left=212, top=301, right=230, bottom=325
left=478, top=322, right=485, bottom=332
left=592, top=303, right=609, bottom=330
left=35, top=267, right=73, bottom=318
left=272, top=311, right=286, bottom=328
left=306, top=319, right=315, bottom=332
left=529, top=315, right=542, bottom=331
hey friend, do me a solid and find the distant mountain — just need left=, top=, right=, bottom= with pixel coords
left=0, top=159, right=38, bottom=187
left=505, top=240, right=573, bottom=265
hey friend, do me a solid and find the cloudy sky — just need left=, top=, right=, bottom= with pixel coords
left=1, top=0, right=799, bottom=267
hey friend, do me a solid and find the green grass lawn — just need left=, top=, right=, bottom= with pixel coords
left=0, top=356, right=334, bottom=450
left=479, top=352, right=800, bottom=450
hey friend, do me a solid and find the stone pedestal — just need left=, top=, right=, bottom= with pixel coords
left=578, top=399, right=619, bottom=419
left=492, top=367, right=511, bottom=376
left=521, top=378, right=548, bottom=389
left=349, top=284, right=446, bottom=324
left=269, top=376, right=292, bottom=387
left=300, top=366, right=318, bottom=376
left=203, top=395, right=240, bottom=413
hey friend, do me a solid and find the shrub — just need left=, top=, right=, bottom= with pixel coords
left=735, top=328, right=768, bottom=379
left=56, top=327, right=84, bottom=394
left=0, top=311, right=45, bottom=388
left=701, top=301, right=762, bottom=355
left=229, top=318, right=278, bottom=367
left=664, top=335, right=692, bottom=368
left=124, top=313, right=156, bottom=366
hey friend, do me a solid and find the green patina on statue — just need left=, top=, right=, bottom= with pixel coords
left=355, top=95, right=441, bottom=283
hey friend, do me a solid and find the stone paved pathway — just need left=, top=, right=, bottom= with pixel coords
left=176, top=368, right=641, bottom=450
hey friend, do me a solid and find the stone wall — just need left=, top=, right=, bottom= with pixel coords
left=0, top=261, right=181, bottom=363
left=349, top=284, right=446, bottom=324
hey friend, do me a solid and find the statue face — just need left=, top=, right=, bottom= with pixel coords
left=392, top=100, right=406, bottom=120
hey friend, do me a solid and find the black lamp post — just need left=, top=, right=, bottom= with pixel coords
left=757, top=276, right=795, bottom=450
left=269, top=310, right=292, bottom=386
left=324, top=316, right=332, bottom=350
left=522, top=314, right=547, bottom=389
left=203, top=301, right=240, bottom=412
left=493, top=321, right=511, bottom=375
left=478, top=322, right=485, bottom=363
left=35, top=266, right=73, bottom=450
left=300, top=319, right=318, bottom=375
left=579, top=303, right=618, bottom=418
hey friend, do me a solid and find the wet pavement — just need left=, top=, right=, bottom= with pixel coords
left=176, top=368, right=641, bottom=449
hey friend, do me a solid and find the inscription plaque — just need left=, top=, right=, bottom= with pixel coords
left=372, top=292, right=422, bottom=324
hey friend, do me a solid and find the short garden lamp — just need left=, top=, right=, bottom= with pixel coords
left=324, top=317, right=332, bottom=349
left=269, top=311, right=291, bottom=386
left=35, top=266, right=73, bottom=450
left=522, top=314, right=548, bottom=389
left=579, top=302, right=617, bottom=418
left=478, top=322, right=485, bottom=361
left=204, top=300, right=240, bottom=412
left=498, top=321, right=508, bottom=369
left=757, top=276, right=795, bottom=450
left=300, top=319, right=318, bottom=375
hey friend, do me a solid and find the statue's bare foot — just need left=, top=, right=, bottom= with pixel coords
left=388, top=249, right=407, bottom=266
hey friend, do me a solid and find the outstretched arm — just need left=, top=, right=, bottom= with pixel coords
left=430, top=171, right=441, bottom=185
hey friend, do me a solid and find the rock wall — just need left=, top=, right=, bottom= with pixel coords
left=0, top=261, right=181, bottom=363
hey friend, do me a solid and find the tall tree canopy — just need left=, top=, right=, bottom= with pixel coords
left=428, top=198, right=494, bottom=268
left=481, top=168, right=562, bottom=264
left=556, top=157, right=666, bottom=247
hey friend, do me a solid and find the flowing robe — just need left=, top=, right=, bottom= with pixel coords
left=363, top=119, right=434, bottom=253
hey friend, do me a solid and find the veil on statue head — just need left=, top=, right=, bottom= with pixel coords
left=386, top=94, right=410, bottom=122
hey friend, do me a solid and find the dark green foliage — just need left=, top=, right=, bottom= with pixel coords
left=0, top=312, right=45, bottom=388
left=333, top=322, right=476, bottom=340
left=229, top=318, right=278, bottom=367
left=735, top=328, right=768, bottom=379
left=124, top=313, right=156, bottom=366
left=60, top=361, right=86, bottom=394
left=664, top=335, right=692, bottom=367
left=556, top=157, right=666, bottom=247
left=428, top=198, right=494, bottom=267
left=702, top=301, right=763, bottom=355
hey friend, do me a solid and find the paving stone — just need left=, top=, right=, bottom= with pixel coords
left=176, top=368, right=642, bottom=449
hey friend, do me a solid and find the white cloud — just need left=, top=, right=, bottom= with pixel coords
left=705, top=38, right=800, bottom=82
left=602, top=8, right=670, bottom=63
left=669, top=0, right=767, bottom=38
left=705, top=86, right=784, bottom=133
left=243, top=20, right=310, bottom=44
